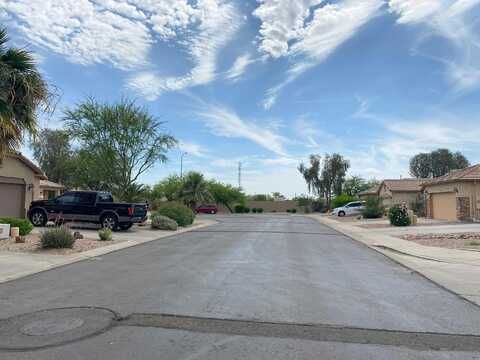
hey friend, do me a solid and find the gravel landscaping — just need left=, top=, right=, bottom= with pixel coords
left=0, top=231, right=115, bottom=255
left=398, top=233, right=480, bottom=249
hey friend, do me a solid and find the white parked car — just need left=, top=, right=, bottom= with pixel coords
left=332, top=201, right=366, bottom=217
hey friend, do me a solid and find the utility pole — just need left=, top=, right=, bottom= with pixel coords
left=180, top=152, right=188, bottom=177
left=238, top=161, right=242, bottom=189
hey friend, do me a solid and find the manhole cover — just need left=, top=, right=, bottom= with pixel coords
left=0, top=307, right=116, bottom=351
left=21, top=317, right=85, bottom=336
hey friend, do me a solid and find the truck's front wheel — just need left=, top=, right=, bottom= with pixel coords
left=100, top=214, right=118, bottom=231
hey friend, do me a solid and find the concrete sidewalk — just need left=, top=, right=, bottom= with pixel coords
left=310, top=214, right=480, bottom=306
left=0, top=219, right=215, bottom=284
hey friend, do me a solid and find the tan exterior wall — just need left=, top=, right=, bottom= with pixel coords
left=217, top=200, right=303, bottom=213
left=425, top=181, right=480, bottom=221
left=392, top=192, right=421, bottom=207
left=0, top=156, right=42, bottom=217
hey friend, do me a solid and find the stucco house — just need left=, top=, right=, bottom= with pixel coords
left=359, top=179, right=425, bottom=208
left=40, top=179, right=65, bottom=200
left=423, top=164, right=480, bottom=222
left=0, top=152, right=47, bottom=218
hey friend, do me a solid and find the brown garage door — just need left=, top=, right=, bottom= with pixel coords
left=431, top=193, right=457, bottom=221
left=0, top=182, right=25, bottom=218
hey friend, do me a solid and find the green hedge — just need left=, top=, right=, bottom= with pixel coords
left=0, top=217, right=33, bottom=236
left=155, top=203, right=194, bottom=227
left=151, top=213, right=178, bottom=231
left=362, top=197, right=384, bottom=219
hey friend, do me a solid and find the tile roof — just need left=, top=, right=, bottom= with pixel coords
left=423, top=164, right=480, bottom=186
left=383, top=179, right=426, bottom=192
left=358, top=185, right=380, bottom=196
left=39, top=180, right=65, bottom=189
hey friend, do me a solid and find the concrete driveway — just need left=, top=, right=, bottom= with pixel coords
left=1, top=214, right=480, bottom=359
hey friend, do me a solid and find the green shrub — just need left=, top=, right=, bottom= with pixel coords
left=149, top=199, right=164, bottom=212
left=98, top=228, right=113, bottom=241
left=286, top=209, right=291, bottom=213
left=291, top=208, right=297, bottom=214
left=234, top=204, right=245, bottom=213
left=151, top=213, right=178, bottom=231
left=332, top=195, right=358, bottom=209
left=388, top=205, right=411, bottom=227
left=252, top=208, right=257, bottom=213
left=362, top=197, right=384, bottom=219
left=257, top=208, right=264, bottom=213
left=244, top=207, right=251, bottom=213
left=40, top=226, right=75, bottom=249
left=0, top=217, right=33, bottom=236
left=156, top=202, right=194, bottom=226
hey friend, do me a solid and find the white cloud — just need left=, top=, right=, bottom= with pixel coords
left=353, top=100, right=480, bottom=178
left=388, top=0, right=480, bottom=92
left=225, top=53, right=256, bottom=81
left=258, top=0, right=382, bottom=108
left=195, top=104, right=288, bottom=156
left=1, top=0, right=242, bottom=96
left=253, top=0, right=324, bottom=58
left=128, top=0, right=242, bottom=99
left=0, top=0, right=153, bottom=70
left=178, top=140, right=209, bottom=158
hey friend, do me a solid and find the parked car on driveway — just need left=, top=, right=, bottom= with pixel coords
left=196, top=204, right=218, bottom=214
left=28, top=191, right=148, bottom=231
left=332, top=201, right=366, bottom=217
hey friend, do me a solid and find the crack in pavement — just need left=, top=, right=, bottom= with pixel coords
left=118, top=313, right=480, bottom=352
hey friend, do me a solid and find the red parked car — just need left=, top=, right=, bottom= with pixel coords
left=196, top=204, right=218, bottom=214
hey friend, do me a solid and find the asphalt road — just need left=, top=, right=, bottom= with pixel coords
left=1, top=214, right=480, bottom=359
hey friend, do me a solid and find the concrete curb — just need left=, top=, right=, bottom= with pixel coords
left=308, top=214, right=480, bottom=307
left=308, top=215, right=480, bottom=266
left=0, top=220, right=216, bottom=284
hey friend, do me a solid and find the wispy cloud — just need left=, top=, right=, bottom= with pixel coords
left=225, top=53, right=256, bottom=81
left=178, top=140, right=209, bottom=158
left=128, top=1, right=242, bottom=99
left=195, top=103, right=288, bottom=155
left=388, top=0, right=480, bottom=92
left=257, top=0, right=383, bottom=109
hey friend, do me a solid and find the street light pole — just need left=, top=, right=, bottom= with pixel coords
left=180, top=152, right=188, bottom=177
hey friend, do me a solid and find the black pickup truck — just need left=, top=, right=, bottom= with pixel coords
left=28, top=191, right=148, bottom=231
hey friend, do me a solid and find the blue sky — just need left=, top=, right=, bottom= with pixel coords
left=2, top=0, right=480, bottom=197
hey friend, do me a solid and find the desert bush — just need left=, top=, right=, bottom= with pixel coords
left=40, top=226, right=75, bottom=249
left=149, top=199, right=164, bottom=212
left=362, top=197, right=384, bottom=219
left=155, top=202, right=194, bottom=226
left=151, top=213, right=178, bottom=231
left=98, top=228, right=113, bottom=241
left=388, top=205, right=411, bottom=227
left=0, top=217, right=33, bottom=236
left=332, top=195, right=358, bottom=209
left=234, top=204, right=245, bottom=213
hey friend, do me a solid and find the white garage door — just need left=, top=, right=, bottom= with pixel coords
left=0, top=182, right=25, bottom=218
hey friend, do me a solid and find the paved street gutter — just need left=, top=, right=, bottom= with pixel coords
left=309, top=214, right=480, bottom=307
left=0, top=219, right=216, bottom=284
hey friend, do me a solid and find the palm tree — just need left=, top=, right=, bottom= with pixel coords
left=0, top=28, right=50, bottom=154
left=178, top=172, right=213, bottom=210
